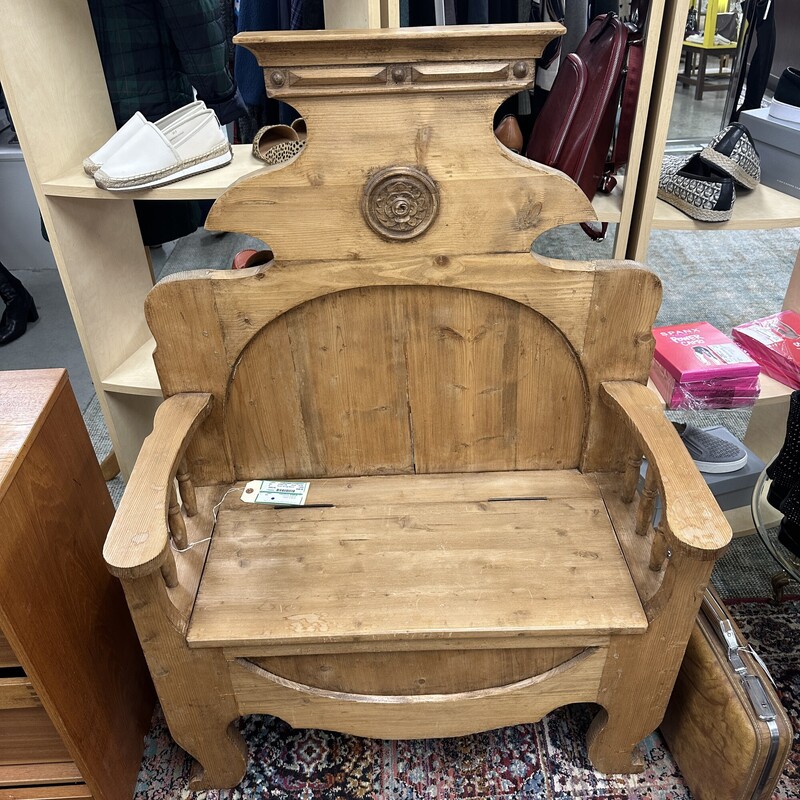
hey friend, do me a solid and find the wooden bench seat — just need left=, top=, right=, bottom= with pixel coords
left=187, top=471, right=647, bottom=650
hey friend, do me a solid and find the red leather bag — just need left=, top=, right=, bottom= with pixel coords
left=525, top=6, right=647, bottom=238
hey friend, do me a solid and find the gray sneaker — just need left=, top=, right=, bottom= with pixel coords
left=673, top=422, right=748, bottom=473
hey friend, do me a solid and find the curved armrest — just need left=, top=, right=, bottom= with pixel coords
left=103, top=393, right=213, bottom=579
left=601, top=380, right=731, bottom=560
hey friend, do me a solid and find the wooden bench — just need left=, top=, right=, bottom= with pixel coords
left=104, top=24, right=731, bottom=789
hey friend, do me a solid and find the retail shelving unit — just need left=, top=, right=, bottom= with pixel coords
left=3, top=0, right=790, bottom=477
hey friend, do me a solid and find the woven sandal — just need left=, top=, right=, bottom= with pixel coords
left=657, top=153, right=735, bottom=223
left=252, top=118, right=307, bottom=164
left=700, top=123, right=760, bottom=191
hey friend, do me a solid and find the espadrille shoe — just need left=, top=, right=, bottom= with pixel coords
left=700, top=123, right=760, bottom=190
left=94, top=110, right=232, bottom=191
left=83, top=100, right=206, bottom=176
left=657, top=154, right=735, bottom=222
left=252, top=118, right=307, bottom=164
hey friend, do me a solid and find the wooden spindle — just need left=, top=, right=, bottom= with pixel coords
left=649, top=525, right=669, bottom=572
left=176, top=457, right=198, bottom=517
left=168, top=484, right=188, bottom=550
left=621, top=454, right=642, bottom=504
left=635, top=468, right=658, bottom=536
left=160, top=548, right=179, bottom=588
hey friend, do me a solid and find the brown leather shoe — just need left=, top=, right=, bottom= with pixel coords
left=494, top=115, right=523, bottom=153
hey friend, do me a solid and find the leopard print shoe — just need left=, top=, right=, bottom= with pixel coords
left=252, top=118, right=307, bottom=165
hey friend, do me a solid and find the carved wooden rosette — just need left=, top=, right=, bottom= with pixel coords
left=205, top=25, right=596, bottom=260
left=362, top=166, right=439, bottom=240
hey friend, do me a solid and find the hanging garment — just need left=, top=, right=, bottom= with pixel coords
left=88, top=0, right=245, bottom=126
left=456, top=0, right=488, bottom=23
left=590, top=0, right=619, bottom=15
left=235, top=0, right=282, bottom=110
left=290, top=0, right=304, bottom=29
left=235, top=0, right=321, bottom=135
left=562, top=0, right=590, bottom=59
left=533, top=0, right=566, bottom=91
left=409, top=0, right=436, bottom=26
left=736, top=0, right=776, bottom=119
left=489, top=0, right=519, bottom=22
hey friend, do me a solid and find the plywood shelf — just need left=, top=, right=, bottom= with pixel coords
left=591, top=179, right=624, bottom=223
left=101, top=338, right=160, bottom=397
left=652, top=183, right=800, bottom=231
left=42, top=145, right=272, bottom=200
left=755, top=373, right=796, bottom=405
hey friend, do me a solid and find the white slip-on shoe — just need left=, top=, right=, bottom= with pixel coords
left=94, top=110, right=232, bottom=191
left=82, top=100, right=207, bottom=176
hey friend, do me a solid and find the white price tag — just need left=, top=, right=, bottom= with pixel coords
left=241, top=480, right=310, bottom=506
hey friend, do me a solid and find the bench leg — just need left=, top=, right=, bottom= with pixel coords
left=586, top=701, right=652, bottom=772
left=587, top=554, right=714, bottom=773
left=122, top=572, right=248, bottom=789
left=178, top=717, right=248, bottom=791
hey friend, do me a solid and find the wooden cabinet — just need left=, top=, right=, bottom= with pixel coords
left=0, top=370, right=154, bottom=800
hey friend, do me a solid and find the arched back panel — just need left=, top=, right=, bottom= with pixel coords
left=225, top=285, right=587, bottom=479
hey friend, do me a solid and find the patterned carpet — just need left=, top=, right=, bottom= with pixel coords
left=134, top=598, right=799, bottom=800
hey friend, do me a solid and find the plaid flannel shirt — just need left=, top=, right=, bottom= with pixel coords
left=88, top=0, right=244, bottom=126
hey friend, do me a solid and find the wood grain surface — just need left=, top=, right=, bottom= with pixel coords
left=228, top=646, right=605, bottom=739
left=246, top=647, right=585, bottom=695
left=0, top=632, right=18, bottom=670
left=188, top=470, right=646, bottom=648
left=0, top=761, right=82, bottom=789
left=112, top=23, right=730, bottom=787
left=0, top=786, right=92, bottom=800
left=0, top=708, right=71, bottom=767
left=103, top=393, right=212, bottom=577
left=0, top=678, right=40, bottom=710
left=601, top=380, right=731, bottom=558
left=225, top=285, right=587, bottom=478
left=145, top=254, right=661, bottom=488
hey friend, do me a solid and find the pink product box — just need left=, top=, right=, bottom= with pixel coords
left=651, top=359, right=760, bottom=410
left=653, top=322, right=761, bottom=383
left=732, top=311, right=800, bottom=390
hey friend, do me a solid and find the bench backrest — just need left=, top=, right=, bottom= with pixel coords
left=145, top=24, right=662, bottom=485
